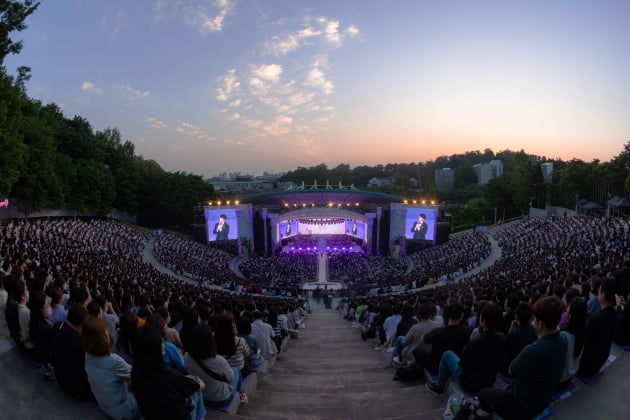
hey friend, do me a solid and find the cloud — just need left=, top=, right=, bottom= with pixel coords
left=305, top=68, right=333, bottom=95
left=228, top=99, right=241, bottom=107
left=251, top=64, right=283, bottom=81
left=346, top=24, right=360, bottom=38
left=81, top=82, right=104, bottom=95
left=147, top=117, right=168, bottom=129
left=263, top=115, right=293, bottom=136
left=176, top=122, right=211, bottom=140
left=117, top=84, right=150, bottom=101
left=319, top=18, right=340, bottom=44
left=216, top=69, right=240, bottom=101
left=188, top=0, right=234, bottom=33
left=227, top=112, right=240, bottom=121
left=264, top=16, right=358, bottom=56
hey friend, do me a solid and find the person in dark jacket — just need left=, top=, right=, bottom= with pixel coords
left=51, top=305, right=93, bottom=400
left=578, top=277, right=619, bottom=378
left=426, top=303, right=505, bottom=394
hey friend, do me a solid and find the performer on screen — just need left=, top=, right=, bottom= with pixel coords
left=285, top=222, right=292, bottom=236
left=411, top=213, right=428, bottom=240
left=351, top=222, right=358, bottom=235
left=213, top=214, right=230, bottom=240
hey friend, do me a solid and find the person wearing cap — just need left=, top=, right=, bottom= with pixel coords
left=213, top=214, right=230, bottom=241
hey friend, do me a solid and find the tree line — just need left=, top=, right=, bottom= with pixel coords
left=279, top=145, right=630, bottom=226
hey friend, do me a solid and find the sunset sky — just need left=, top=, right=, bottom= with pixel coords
left=7, top=0, right=630, bottom=176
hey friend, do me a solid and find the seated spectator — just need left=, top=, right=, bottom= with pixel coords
left=251, top=310, right=277, bottom=360
left=236, top=316, right=263, bottom=368
left=502, top=302, right=537, bottom=375
left=0, top=274, right=7, bottom=339
left=154, top=306, right=183, bottom=350
left=578, top=277, right=619, bottom=378
left=184, top=323, right=244, bottom=407
left=385, top=304, right=418, bottom=355
left=115, top=310, right=139, bottom=364
left=145, top=313, right=187, bottom=374
left=427, top=303, right=505, bottom=394
left=499, top=294, right=519, bottom=334
left=413, top=303, right=471, bottom=374
left=398, top=303, right=440, bottom=366
left=50, top=305, right=92, bottom=400
left=614, top=294, right=630, bottom=346
left=46, top=286, right=67, bottom=325
left=214, top=312, right=250, bottom=376
left=558, top=297, right=587, bottom=389
left=131, top=324, right=206, bottom=420
left=82, top=316, right=140, bottom=420
left=16, top=281, right=37, bottom=360
left=29, top=291, right=54, bottom=379
left=478, top=296, right=567, bottom=420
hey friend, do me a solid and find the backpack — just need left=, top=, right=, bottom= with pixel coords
left=392, top=364, right=421, bottom=382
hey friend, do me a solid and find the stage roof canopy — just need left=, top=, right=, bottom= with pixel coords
left=241, top=188, right=403, bottom=208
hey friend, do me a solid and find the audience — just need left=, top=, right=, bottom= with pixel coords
left=82, top=316, right=141, bottom=420
left=478, top=296, right=566, bottom=419
left=2, top=213, right=630, bottom=419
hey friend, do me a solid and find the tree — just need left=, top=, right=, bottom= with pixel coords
left=0, top=0, right=40, bottom=66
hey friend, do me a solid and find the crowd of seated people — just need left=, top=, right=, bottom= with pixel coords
left=328, top=254, right=409, bottom=292
left=0, top=218, right=309, bottom=420
left=403, top=232, right=491, bottom=287
left=154, top=232, right=240, bottom=286
left=238, top=253, right=317, bottom=290
left=340, top=215, right=630, bottom=419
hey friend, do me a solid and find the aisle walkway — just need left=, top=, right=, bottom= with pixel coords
left=236, top=300, right=447, bottom=419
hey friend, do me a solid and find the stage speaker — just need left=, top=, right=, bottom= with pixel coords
left=435, top=222, right=450, bottom=245
left=192, top=225, right=207, bottom=245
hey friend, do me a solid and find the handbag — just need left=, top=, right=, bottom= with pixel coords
left=193, top=357, right=229, bottom=383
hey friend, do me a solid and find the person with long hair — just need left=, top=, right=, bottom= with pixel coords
left=28, top=291, right=54, bottom=379
left=558, top=297, right=587, bottom=389
left=145, top=313, right=186, bottom=374
left=131, top=324, right=206, bottom=420
left=115, top=310, right=139, bottom=364
left=183, top=323, right=245, bottom=407
left=50, top=304, right=92, bottom=400
left=82, top=316, right=140, bottom=420
left=235, top=316, right=263, bottom=368
left=214, top=313, right=250, bottom=375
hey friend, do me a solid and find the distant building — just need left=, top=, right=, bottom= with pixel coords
left=473, top=160, right=503, bottom=185
left=368, top=177, right=394, bottom=187
left=207, top=171, right=284, bottom=193
left=434, top=168, right=454, bottom=191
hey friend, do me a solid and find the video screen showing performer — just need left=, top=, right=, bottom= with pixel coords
left=205, top=209, right=237, bottom=241
left=405, top=207, right=437, bottom=241
left=280, top=220, right=298, bottom=238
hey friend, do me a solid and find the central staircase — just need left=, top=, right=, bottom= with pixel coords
left=235, top=301, right=447, bottom=419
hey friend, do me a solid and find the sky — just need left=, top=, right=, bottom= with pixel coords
left=6, top=0, right=630, bottom=177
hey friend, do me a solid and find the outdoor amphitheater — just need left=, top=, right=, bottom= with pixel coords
left=1, top=186, right=629, bottom=420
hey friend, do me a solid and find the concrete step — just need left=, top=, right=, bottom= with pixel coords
left=237, top=397, right=446, bottom=420
left=260, top=370, right=397, bottom=386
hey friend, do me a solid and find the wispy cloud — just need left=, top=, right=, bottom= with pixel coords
left=176, top=122, right=212, bottom=141
left=264, top=16, right=358, bottom=56
left=251, top=64, right=283, bottom=81
left=187, top=0, right=234, bottom=33
left=147, top=117, right=168, bottom=129
left=116, top=84, right=150, bottom=101
left=216, top=69, right=240, bottom=101
left=305, top=67, right=333, bottom=95
left=81, top=81, right=104, bottom=95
